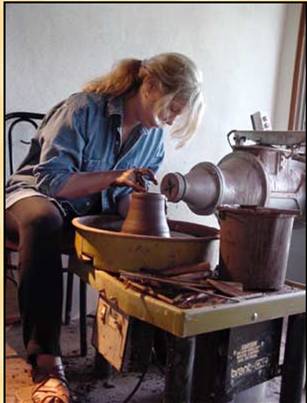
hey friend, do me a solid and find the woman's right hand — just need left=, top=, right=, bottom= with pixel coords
left=55, top=168, right=158, bottom=199
left=113, top=168, right=158, bottom=192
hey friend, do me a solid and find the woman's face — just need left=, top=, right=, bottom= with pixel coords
left=156, top=98, right=187, bottom=127
left=139, top=79, right=186, bottom=129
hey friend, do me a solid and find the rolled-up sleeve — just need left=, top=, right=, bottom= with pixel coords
left=33, top=102, right=87, bottom=197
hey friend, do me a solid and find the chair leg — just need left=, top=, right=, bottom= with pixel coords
left=64, top=271, right=74, bottom=325
left=5, top=249, right=20, bottom=325
left=79, top=278, right=87, bottom=356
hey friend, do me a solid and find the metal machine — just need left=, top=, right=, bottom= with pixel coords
left=161, top=130, right=306, bottom=217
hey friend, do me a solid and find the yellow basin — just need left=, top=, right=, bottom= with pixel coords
left=72, top=215, right=219, bottom=273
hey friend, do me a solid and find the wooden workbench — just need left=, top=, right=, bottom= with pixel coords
left=70, top=256, right=305, bottom=403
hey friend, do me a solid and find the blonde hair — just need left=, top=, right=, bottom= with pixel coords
left=83, top=52, right=204, bottom=147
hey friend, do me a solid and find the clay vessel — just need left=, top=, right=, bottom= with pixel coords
left=121, top=192, right=170, bottom=237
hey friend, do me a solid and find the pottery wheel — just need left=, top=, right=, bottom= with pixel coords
left=86, top=216, right=195, bottom=239
left=72, top=215, right=219, bottom=272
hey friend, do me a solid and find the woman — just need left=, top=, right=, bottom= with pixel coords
left=6, top=52, right=204, bottom=402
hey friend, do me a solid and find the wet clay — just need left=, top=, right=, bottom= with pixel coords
left=121, top=192, right=171, bottom=237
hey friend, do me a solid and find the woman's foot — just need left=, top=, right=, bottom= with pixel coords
left=31, top=354, right=71, bottom=403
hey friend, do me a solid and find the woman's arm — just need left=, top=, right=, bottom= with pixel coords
left=33, top=96, right=156, bottom=199
left=55, top=167, right=158, bottom=199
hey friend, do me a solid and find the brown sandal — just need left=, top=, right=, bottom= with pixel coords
left=31, top=363, right=71, bottom=403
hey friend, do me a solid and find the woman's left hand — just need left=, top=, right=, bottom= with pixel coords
left=113, top=168, right=158, bottom=192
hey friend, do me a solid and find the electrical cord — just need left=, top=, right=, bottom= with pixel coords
left=121, top=339, right=168, bottom=402
left=122, top=351, right=151, bottom=403
left=151, top=345, right=165, bottom=376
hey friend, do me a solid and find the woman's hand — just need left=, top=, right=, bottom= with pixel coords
left=55, top=168, right=158, bottom=199
left=113, top=168, right=158, bottom=192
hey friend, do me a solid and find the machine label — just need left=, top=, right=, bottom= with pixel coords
left=225, top=320, right=282, bottom=394
left=234, top=340, right=261, bottom=364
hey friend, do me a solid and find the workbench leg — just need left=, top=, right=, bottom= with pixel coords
left=94, top=349, right=113, bottom=379
left=79, top=279, right=87, bottom=356
left=64, top=271, right=74, bottom=325
left=280, top=313, right=306, bottom=403
left=164, top=334, right=196, bottom=403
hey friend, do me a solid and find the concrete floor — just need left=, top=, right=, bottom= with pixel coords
left=6, top=316, right=166, bottom=403
left=5, top=279, right=305, bottom=403
left=6, top=315, right=306, bottom=403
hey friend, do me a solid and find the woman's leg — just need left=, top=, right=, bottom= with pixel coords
left=6, top=196, right=65, bottom=359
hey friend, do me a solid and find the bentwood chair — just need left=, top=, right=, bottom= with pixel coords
left=5, top=112, right=88, bottom=356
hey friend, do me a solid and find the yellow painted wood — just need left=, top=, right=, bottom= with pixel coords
left=182, top=290, right=306, bottom=336
left=71, top=260, right=306, bottom=338
left=72, top=259, right=186, bottom=336
left=93, top=297, right=129, bottom=371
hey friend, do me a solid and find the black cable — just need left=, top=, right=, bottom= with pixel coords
left=151, top=345, right=165, bottom=376
left=122, top=360, right=150, bottom=403
left=122, top=369, right=148, bottom=403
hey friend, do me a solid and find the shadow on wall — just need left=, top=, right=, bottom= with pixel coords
left=287, top=223, right=306, bottom=283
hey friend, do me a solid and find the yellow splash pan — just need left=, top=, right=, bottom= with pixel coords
left=72, top=215, right=219, bottom=272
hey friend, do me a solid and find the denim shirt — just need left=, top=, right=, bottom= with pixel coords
left=6, top=92, right=165, bottom=216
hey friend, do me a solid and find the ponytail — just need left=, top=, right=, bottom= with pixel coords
left=83, top=59, right=142, bottom=96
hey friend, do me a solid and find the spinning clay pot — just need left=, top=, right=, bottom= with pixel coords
left=121, top=192, right=170, bottom=237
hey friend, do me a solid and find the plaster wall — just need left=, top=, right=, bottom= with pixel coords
left=273, top=4, right=301, bottom=130
left=5, top=3, right=304, bottom=318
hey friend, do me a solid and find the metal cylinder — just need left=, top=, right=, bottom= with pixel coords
left=161, top=146, right=305, bottom=216
left=161, top=162, right=224, bottom=215
left=218, top=206, right=298, bottom=290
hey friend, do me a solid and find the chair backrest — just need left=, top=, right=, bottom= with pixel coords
left=5, top=112, right=45, bottom=176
